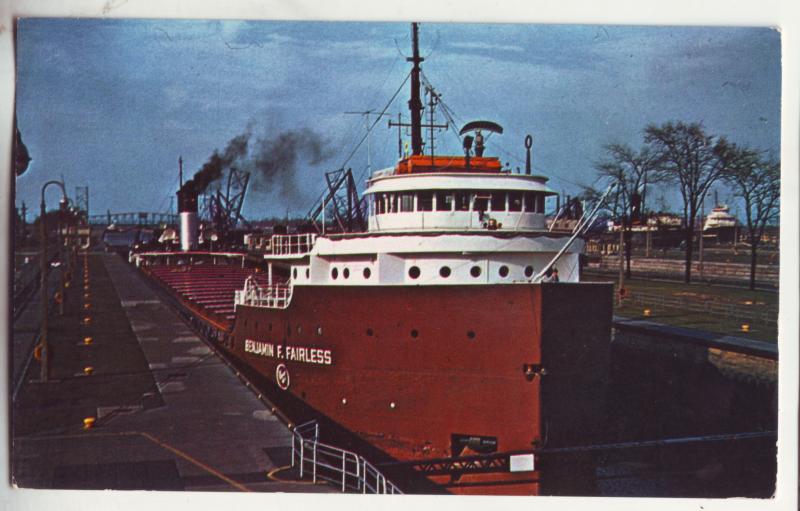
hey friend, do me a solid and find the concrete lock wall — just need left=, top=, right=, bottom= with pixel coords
left=592, top=257, right=779, bottom=287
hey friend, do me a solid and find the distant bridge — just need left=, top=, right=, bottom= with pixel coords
left=88, top=212, right=178, bottom=227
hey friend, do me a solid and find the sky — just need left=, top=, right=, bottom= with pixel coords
left=14, top=19, right=781, bottom=221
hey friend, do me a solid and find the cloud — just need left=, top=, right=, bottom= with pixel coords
left=448, top=41, right=525, bottom=53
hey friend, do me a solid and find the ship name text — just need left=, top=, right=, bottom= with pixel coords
left=244, top=339, right=332, bottom=365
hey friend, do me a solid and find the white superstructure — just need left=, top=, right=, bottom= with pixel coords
left=235, top=159, right=584, bottom=313
left=703, top=205, right=738, bottom=231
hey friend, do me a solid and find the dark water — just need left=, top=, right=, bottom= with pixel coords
left=590, top=341, right=777, bottom=498
left=303, top=334, right=778, bottom=497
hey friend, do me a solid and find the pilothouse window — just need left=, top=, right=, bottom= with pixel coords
left=455, top=192, right=470, bottom=211
left=523, top=192, right=544, bottom=213
left=473, top=191, right=490, bottom=213
left=490, top=192, right=505, bottom=212
left=509, top=191, right=523, bottom=212
left=417, top=191, right=433, bottom=211
left=436, top=192, right=453, bottom=211
left=523, top=192, right=535, bottom=212
left=399, top=193, right=414, bottom=212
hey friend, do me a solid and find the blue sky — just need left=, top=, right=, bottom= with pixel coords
left=14, top=19, right=781, bottom=220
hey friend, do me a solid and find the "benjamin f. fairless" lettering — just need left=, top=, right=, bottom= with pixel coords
left=244, top=339, right=332, bottom=365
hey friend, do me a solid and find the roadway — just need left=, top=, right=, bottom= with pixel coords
left=10, top=251, right=333, bottom=493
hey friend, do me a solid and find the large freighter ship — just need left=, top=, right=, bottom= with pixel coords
left=133, top=23, right=613, bottom=495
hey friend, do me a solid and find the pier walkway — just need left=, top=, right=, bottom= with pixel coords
left=11, top=252, right=331, bottom=493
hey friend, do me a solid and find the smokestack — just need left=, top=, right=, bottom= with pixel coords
left=177, top=185, right=198, bottom=252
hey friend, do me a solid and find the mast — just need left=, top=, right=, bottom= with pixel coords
left=389, top=23, right=446, bottom=161
left=408, top=22, right=424, bottom=156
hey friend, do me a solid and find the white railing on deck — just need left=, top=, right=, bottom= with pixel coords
left=291, top=421, right=403, bottom=494
left=235, top=276, right=292, bottom=309
left=271, top=233, right=317, bottom=256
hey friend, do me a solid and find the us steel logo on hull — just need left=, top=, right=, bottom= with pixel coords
left=275, top=364, right=290, bottom=390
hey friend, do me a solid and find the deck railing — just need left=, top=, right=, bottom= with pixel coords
left=291, top=421, right=403, bottom=494
left=234, top=276, right=292, bottom=309
left=270, top=233, right=317, bottom=256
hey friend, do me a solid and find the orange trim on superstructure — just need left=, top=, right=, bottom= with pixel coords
left=395, top=154, right=503, bottom=174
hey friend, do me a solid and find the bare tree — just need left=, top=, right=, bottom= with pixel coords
left=595, top=143, right=658, bottom=212
left=644, top=122, right=735, bottom=283
left=725, top=151, right=780, bottom=289
left=594, top=143, right=659, bottom=277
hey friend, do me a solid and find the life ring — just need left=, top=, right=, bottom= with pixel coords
left=33, top=344, right=43, bottom=361
left=54, top=291, right=63, bottom=304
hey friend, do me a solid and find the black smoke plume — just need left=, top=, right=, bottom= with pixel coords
left=183, top=127, right=332, bottom=201
left=183, top=132, right=249, bottom=194
left=249, top=128, right=333, bottom=199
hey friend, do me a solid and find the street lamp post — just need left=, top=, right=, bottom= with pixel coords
left=39, top=180, right=67, bottom=382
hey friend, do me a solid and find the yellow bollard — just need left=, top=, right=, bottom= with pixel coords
left=83, top=336, right=93, bottom=345
left=83, top=316, right=92, bottom=325
left=741, top=324, right=750, bottom=332
left=83, top=417, right=96, bottom=429
left=643, top=308, right=651, bottom=317
left=84, top=366, right=94, bottom=375
left=83, top=303, right=91, bottom=310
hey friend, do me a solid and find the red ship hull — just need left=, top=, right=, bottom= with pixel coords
left=223, top=282, right=613, bottom=495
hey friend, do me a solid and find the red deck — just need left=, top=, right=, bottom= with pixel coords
left=143, top=264, right=276, bottom=328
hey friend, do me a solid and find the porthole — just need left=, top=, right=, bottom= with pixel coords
left=363, top=267, right=371, bottom=279
left=470, top=265, right=482, bottom=278
left=467, top=330, right=476, bottom=339
left=306, top=268, right=310, bottom=278
left=293, top=268, right=297, bottom=279
left=524, top=266, right=534, bottom=278
left=268, top=323, right=273, bottom=332
left=343, top=268, right=350, bottom=279
left=316, top=326, right=323, bottom=336
left=439, top=266, right=451, bottom=278
left=408, top=266, right=421, bottom=279
left=366, top=328, right=374, bottom=336
left=499, top=265, right=509, bottom=278
left=410, top=329, right=419, bottom=338
left=331, top=268, right=338, bottom=280
left=297, top=325, right=303, bottom=334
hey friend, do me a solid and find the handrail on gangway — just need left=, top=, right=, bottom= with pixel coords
left=290, top=420, right=403, bottom=494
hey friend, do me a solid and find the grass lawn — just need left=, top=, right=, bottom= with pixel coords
left=583, top=271, right=779, bottom=342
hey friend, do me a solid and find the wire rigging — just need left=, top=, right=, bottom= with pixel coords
left=422, top=69, right=589, bottom=194
left=420, top=71, right=465, bottom=147
left=156, top=171, right=181, bottom=215
left=330, top=50, right=404, bottom=166
left=305, top=71, right=412, bottom=214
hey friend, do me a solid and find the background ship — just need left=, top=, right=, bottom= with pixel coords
left=703, top=203, right=739, bottom=244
